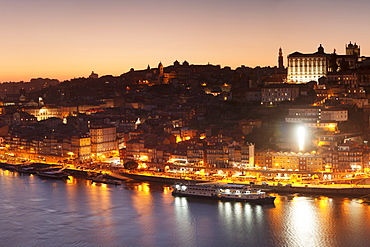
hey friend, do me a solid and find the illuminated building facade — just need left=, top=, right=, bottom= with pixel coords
left=187, top=144, right=205, bottom=166
left=228, top=143, right=255, bottom=167
left=322, top=141, right=368, bottom=172
left=24, top=106, right=63, bottom=121
left=287, top=42, right=370, bottom=84
left=287, top=44, right=329, bottom=83
left=255, top=150, right=323, bottom=172
left=205, top=145, right=228, bottom=168
left=90, top=126, right=118, bottom=156
left=298, top=154, right=324, bottom=171
left=125, top=139, right=146, bottom=160
left=71, top=135, right=91, bottom=161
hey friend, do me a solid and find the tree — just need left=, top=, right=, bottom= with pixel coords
left=123, top=160, right=138, bottom=170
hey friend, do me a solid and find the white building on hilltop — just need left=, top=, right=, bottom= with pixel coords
left=287, top=44, right=329, bottom=84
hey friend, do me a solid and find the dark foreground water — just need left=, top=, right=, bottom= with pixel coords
left=1, top=170, right=370, bottom=247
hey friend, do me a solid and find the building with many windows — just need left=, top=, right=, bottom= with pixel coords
left=255, top=150, right=324, bottom=172
left=70, top=134, right=91, bottom=161
left=90, top=126, right=118, bottom=157
left=23, top=106, right=63, bottom=121
left=261, top=84, right=300, bottom=104
left=285, top=107, right=348, bottom=123
left=287, top=44, right=329, bottom=84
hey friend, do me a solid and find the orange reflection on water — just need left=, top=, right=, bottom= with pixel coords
left=163, top=186, right=172, bottom=194
left=316, top=196, right=331, bottom=211
left=136, top=183, right=151, bottom=194
left=131, top=182, right=161, bottom=246
left=340, top=197, right=370, bottom=243
left=1, top=169, right=18, bottom=177
left=88, top=182, right=114, bottom=242
left=266, top=195, right=323, bottom=246
left=66, top=176, right=76, bottom=184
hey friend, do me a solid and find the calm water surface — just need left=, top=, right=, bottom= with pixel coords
left=1, top=169, right=370, bottom=247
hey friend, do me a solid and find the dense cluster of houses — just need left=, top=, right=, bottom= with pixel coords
left=0, top=57, right=370, bottom=173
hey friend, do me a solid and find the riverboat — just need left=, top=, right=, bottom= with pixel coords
left=172, top=182, right=276, bottom=203
left=16, top=166, right=39, bottom=174
left=91, top=176, right=122, bottom=185
left=172, top=182, right=221, bottom=198
left=37, top=170, right=70, bottom=180
left=219, top=183, right=276, bottom=203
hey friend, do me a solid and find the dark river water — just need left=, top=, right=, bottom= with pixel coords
left=2, top=169, right=370, bottom=247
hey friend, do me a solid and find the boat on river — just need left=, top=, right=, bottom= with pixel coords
left=91, top=176, right=122, bottom=185
left=172, top=182, right=275, bottom=203
left=37, top=170, right=70, bottom=180
left=16, top=166, right=39, bottom=174
left=88, top=173, right=124, bottom=185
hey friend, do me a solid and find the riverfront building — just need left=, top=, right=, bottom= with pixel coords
left=255, top=150, right=324, bottom=172
left=90, top=126, right=118, bottom=157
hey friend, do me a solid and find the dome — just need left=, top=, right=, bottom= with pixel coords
left=317, top=44, right=324, bottom=53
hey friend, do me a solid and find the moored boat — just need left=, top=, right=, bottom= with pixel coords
left=172, top=182, right=222, bottom=199
left=0, top=163, right=18, bottom=171
left=218, top=183, right=276, bottom=203
left=91, top=177, right=122, bottom=185
left=89, top=173, right=123, bottom=185
left=37, top=170, right=70, bottom=180
left=172, top=182, right=275, bottom=203
left=16, top=166, right=39, bottom=174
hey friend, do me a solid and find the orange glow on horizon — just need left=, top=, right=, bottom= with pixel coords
left=1, top=1, right=370, bottom=82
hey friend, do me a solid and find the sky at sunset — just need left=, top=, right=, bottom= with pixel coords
left=1, top=0, right=370, bottom=82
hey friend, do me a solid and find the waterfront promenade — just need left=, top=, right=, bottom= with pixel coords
left=2, top=155, right=370, bottom=197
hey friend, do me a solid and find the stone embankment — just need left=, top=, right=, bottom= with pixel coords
left=259, top=184, right=370, bottom=196
left=117, top=171, right=370, bottom=197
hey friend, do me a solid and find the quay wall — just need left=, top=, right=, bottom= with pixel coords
left=119, top=172, right=209, bottom=184
left=120, top=172, right=370, bottom=197
left=267, top=185, right=370, bottom=196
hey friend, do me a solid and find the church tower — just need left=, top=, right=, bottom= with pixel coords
left=346, top=41, right=360, bottom=59
left=278, top=47, right=284, bottom=69
left=158, top=62, right=164, bottom=76
left=157, top=62, right=164, bottom=84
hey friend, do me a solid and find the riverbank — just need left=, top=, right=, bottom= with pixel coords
left=117, top=170, right=370, bottom=197
left=3, top=162, right=370, bottom=197
left=266, top=184, right=370, bottom=196
left=117, top=171, right=210, bottom=184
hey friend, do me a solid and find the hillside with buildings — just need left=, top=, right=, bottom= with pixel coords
left=1, top=43, right=370, bottom=176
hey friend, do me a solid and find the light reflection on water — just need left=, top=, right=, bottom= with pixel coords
left=2, top=169, right=370, bottom=246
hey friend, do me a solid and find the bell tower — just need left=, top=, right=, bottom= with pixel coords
left=158, top=62, right=164, bottom=76
left=278, top=47, right=284, bottom=69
